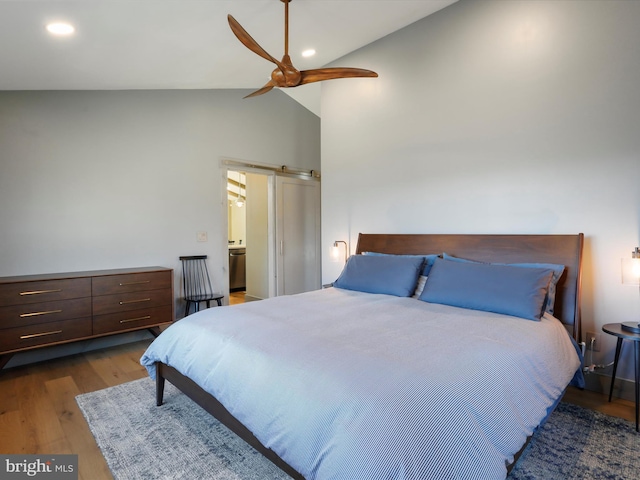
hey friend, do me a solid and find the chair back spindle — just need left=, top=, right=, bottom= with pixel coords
left=179, top=255, right=223, bottom=317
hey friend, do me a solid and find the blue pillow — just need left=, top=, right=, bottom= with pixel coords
left=442, top=253, right=565, bottom=315
left=334, top=255, right=424, bottom=297
left=362, top=252, right=439, bottom=276
left=419, top=258, right=554, bottom=321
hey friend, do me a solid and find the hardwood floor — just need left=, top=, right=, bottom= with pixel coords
left=0, top=339, right=635, bottom=480
left=229, top=290, right=246, bottom=305
left=0, top=340, right=152, bottom=480
left=562, top=383, right=636, bottom=423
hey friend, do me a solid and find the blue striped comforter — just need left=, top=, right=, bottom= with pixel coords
left=141, top=287, right=581, bottom=479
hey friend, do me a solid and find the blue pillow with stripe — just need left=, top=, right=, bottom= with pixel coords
left=442, top=253, right=565, bottom=315
left=419, top=258, right=554, bottom=321
left=334, top=255, right=424, bottom=297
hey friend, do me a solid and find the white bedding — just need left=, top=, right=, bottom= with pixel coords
left=141, top=287, right=581, bottom=480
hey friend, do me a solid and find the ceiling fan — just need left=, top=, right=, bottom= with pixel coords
left=228, top=0, right=378, bottom=98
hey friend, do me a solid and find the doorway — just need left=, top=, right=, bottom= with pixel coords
left=225, top=161, right=321, bottom=302
left=227, top=170, right=272, bottom=303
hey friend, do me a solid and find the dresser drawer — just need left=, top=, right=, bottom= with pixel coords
left=93, top=305, right=172, bottom=335
left=92, top=271, right=171, bottom=296
left=0, top=278, right=91, bottom=307
left=0, top=318, right=92, bottom=353
left=92, top=288, right=172, bottom=316
left=0, top=297, right=92, bottom=329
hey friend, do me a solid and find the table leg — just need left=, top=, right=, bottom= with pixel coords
left=635, top=341, right=639, bottom=432
left=609, top=338, right=623, bottom=402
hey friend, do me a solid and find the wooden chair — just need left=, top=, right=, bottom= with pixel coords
left=179, top=255, right=224, bottom=317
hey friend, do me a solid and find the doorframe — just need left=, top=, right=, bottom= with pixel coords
left=220, top=157, right=321, bottom=300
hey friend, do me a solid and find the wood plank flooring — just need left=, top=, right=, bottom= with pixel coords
left=229, top=290, right=246, bottom=305
left=0, top=340, right=151, bottom=480
left=0, top=339, right=635, bottom=480
left=562, top=382, right=636, bottom=423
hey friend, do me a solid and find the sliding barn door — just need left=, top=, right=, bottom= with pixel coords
left=275, top=176, right=321, bottom=295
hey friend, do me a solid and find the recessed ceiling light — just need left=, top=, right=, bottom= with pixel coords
left=302, top=49, right=316, bottom=58
left=46, top=22, right=75, bottom=36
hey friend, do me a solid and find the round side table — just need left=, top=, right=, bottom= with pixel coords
left=601, top=323, right=640, bottom=432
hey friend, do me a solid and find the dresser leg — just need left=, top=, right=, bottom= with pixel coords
left=147, top=326, right=162, bottom=338
left=609, top=338, right=623, bottom=402
left=0, top=353, right=15, bottom=370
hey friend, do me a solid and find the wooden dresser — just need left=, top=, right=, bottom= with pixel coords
left=0, top=266, right=173, bottom=369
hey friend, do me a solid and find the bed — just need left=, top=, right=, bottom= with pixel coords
left=141, top=233, right=584, bottom=480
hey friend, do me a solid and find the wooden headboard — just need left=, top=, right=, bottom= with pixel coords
left=355, top=233, right=584, bottom=340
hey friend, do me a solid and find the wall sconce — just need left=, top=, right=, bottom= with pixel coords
left=622, top=247, right=640, bottom=286
left=621, top=247, right=640, bottom=333
left=331, top=240, right=349, bottom=264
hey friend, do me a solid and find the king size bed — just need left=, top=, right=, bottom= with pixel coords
left=141, top=233, right=584, bottom=480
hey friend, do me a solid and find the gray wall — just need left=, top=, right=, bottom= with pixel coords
left=0, top=88, right=320, bottom=365
left=321, top=0, right=640, bottom=389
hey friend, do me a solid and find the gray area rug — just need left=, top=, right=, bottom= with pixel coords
left=509, top=401, right=640, bottom=480
left=77, top=377, right=640, bottom=480
left=76, top=377, right=290, bottom=480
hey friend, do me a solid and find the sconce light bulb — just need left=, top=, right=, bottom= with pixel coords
left=632, top=247, right=640, bottom=278
left=632, top=259, right=640, bottom=278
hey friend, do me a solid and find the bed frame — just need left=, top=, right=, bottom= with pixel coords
left=155, top=233, right=584, bottom=479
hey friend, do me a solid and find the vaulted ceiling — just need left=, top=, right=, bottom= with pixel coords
left=0, top=0, right=458, bottom=115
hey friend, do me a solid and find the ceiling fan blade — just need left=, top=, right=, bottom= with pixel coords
left=229, top=1, right=378, bottom=99
left=300, top=68, right=379, bottom=85
left=228, top=15, right=285, bottom=70
left=244, top=81, right=277, bottom=99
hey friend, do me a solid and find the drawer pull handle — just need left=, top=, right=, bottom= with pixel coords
left=20, top=330, right=63, bottom=340
left=120, top=315, right=151, bottom=324
left=20, top=309, right=63, bottom=318
left=119, top=298, right=151, bottom=305
left=119, top=280, right=150, bottom=286
left=19, top=289, right=62, bottom=296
